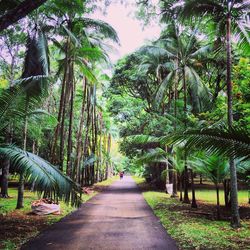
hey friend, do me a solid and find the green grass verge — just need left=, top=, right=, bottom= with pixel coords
left=0, top=177, right=118, bottom=250
left=95, top=176, right=119, bottom=187
left=133, top=176, right=249, bottom=204
left=133, top=177, right=250, bottom=250
left=132, top=176, right=145, bottom=185
left=0, top=188, right=92, bottom=218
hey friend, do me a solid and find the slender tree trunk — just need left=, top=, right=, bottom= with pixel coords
left=0, top=125, right=12, bottom=198
left=98, top=113, right=103, bottom=181
left=17, top=98, right=29, bottom=209
left=226, top=10, right=240, bottom=228
left=171, top=74, right=179, bottom=198
left=30, top=140, right=37, bottom=192
left=216, top=184, right=220, bottom=220
left=66, top=63, right=75, bottom=177
left=92, top=97, right=98, bottom=184
left=167, top=87, right=171, bottom=112
left=174, top=76, right=178, bottom=131
left=182, top=67, right=190, bottom=204
left=51, top=47, right=68, bottom=163
left=179, top=174, right=183, bottom=202
left=105, top=133, right=111, bottom=179
left=190, top=169, right=197, bottom=208
left=82, top=87, right=91, bottom=186
left=59, top=61, right=71, bottom=171
left=1, top=159, right=10, bottom=198
left=171, top=171, right=178, bottom=197
left=74, top=77, right=87, bottom=183
left=165, top=147, right=170, bottom=194
left=224, top=179, right=230, bottom=207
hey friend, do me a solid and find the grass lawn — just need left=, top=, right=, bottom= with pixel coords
left=133, top=176, right=250, bottom=250
left=95, top=175, right=119, bottom=187
left=0, top=176, right=118, bottom=250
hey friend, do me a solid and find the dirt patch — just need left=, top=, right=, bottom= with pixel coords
left=0, top=211, right=51, bottom=249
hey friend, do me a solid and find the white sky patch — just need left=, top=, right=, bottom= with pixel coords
left=90, top=1, right=161, bottom=63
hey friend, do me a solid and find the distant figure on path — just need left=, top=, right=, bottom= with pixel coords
left=119, top=171, right=124, bottom=180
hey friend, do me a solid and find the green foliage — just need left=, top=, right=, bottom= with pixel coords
left=143, top=191, right=250, bottom=250
left=161, top=126, right=250, bottom=160
left=0, top=145, right=82, bottom=206
left=193, top=154, right=229, bottom=185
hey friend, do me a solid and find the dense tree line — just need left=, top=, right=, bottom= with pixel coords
left=0, top=0, right=117, bottom=208
left=107, top=0, right=250, bottom=228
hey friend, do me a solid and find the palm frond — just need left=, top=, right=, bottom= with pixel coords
left=235, top=15, right=250, bottom=55
left=161, top=127, right=250, bottom=160
left=61, top=25, right=81, bottom=47
left=136, top=148, right=167, bottom=165
left=21, top=35, right=49, bottom=97
left=37, top=30, right=50, bottom=75
left=180, top=0, right=224, bottom=20
left=192, top=154, right=229, bottom=184
left=82, top=154, right=96, bottom=168
left=155, top=70, right=175, bottom=104
left=78, top=18, right=119, bottom=43
left=0, top=145, right=82, bottom=206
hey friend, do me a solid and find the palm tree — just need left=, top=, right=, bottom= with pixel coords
left=193, top=154, right=229, bottom=219
left=143, top=22, right=211, bottom=203
left=162, top=125, right=250, bottom=211
left=178, top=0, right=250, bottom=228
left=0, top=87, right=82, bottom=207
left=16, top=29, right=49, bottom=209
left=163, top=126, right=250, bottom=160
left=50, top=15, right=118, bottom=177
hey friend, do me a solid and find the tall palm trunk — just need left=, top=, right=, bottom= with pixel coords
left=183, top=67, right=190, bottom=204
left=82, top=87, right=91, bottom=186
left=179, top=173, right=183, bottom=201
left=98, top=113, right=103, bottom=181
left=171, top=75, right=179, bottom=198
left=92, top=94, right=98, bottom=184
left=190, top=169, right=197, bottom=208
left=226, top=9, right=240, bottom=228
left=66, top=62, right=75, bottom=177
left=59, top=56, right=72, bottom=171
left=216, top=184, right=220, bottom=220
left=165, top=150, right=170, bottom=194
left=1, top=158, right=10, bottom=198
left=51, top=39, right=69, bottom=164
left=74, top=77, right=87, bottom=183
left=223, top=179, right=230, bottom=207
left=174, top=75, right=178, bottom=131
left=59, top=77, right=68, bottom=171
left=17, top=97, right=29, bottom=209
left=1, top=125, right=12, bottom=198
left=105, top=133, right=111, bottom=179
left=171, top=171, right=178, bottom=197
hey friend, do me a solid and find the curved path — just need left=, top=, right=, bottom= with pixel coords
left=22, top=176, right=178, bottom=250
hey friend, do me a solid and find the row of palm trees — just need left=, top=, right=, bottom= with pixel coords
left=109, top=0, right=249, bottom=228
left=0, top=0, right=118, bottom=208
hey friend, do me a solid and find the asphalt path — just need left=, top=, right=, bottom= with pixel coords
left=22, top=176, right=178, bottom=250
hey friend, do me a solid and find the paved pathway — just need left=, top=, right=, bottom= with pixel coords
left=22, top=176, right=178, bottom=250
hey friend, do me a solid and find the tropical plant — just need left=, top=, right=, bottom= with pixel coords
left=0, top=86, right=82, bottom=206
left=177, top=0, right=250, bottom=228
left=161, top=126, right=250, bottom=160
left=193, top=154, right=229, bottom=219
left=0, top=145, right=82, bottom=206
